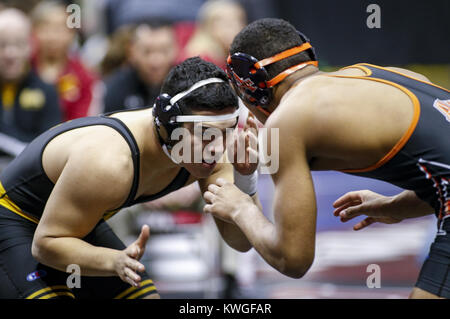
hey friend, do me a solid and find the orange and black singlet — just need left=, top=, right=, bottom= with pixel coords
left=0, top=112, right=190, bottom=224
left=332, top=63, right=449, bottom=228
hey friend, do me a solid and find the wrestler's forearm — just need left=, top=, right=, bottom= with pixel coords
left=232, top=203, right=308, bottom=278
left=232, top=204, right=278, bottom=262
left=214, top=217, right=252, bottom=252
left=211, top=192, right=261, bottom=252
left=251, top=193, right=263, bottom=211
left=388, top=190, right=434, bottom=220
left=32, top=236, right=120, bottom=276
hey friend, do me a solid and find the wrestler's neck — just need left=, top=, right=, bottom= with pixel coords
left=141, top=116, right=179, bottom=170
left=270, top=66, right=322, bottom=112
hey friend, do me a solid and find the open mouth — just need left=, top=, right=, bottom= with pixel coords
left=201, top=159, right=216, bottom=169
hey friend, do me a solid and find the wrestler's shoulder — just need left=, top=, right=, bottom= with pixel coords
left=72, top=125, right=133, bottom=157
left=384, top=66, right=431, bottom=82
left=268, top=78, right=328, bottom=129
left=61, top=148, right=134, bottom=209
left=66, top=132, right=134, bottom=185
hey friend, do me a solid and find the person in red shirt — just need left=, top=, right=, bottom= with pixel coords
left=31, top=1, right=97, bottom=121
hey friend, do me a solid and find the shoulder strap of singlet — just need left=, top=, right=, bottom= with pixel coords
left=101, top=114, right=191, bottom=209
left=342, top=63, right=450, bottom=93
left=100, top=115, right=141, bottom=209
left=133, top=167, right=191, bottom=205
left=326, top=63, right=422, bottom=173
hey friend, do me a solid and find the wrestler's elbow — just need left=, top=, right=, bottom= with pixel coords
left=31, top=237, right=45, bottom=263
left=278, top=248, right=314, bottom=279
left=31, top=234, right=52, bottom=264
left=234, top=241, right=252, bottom=253
left=226, top=238, right=252, bottom=252
left=281, top=259, right=313, bottom=279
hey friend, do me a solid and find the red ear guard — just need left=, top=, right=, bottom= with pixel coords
left=226, top=42, right=318, bottom=113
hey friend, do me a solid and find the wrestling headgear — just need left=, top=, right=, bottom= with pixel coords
left=153, top=77, right=240, bottom=149
left=226, top=31, right=318, bottom=115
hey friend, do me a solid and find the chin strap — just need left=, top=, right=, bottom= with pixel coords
left=162, top=144, right=180, bottom=164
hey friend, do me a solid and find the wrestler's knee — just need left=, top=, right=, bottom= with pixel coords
left=143, top=293, right=160, bottom=299
left=409, top=287, right=443, bottom=299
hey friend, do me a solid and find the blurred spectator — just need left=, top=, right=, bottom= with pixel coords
left=0, top=0, right=42, bottom=14
left=31, top=1, right=98, bottom=121
left=0, top=8, right=61, bottom=144
left=103, top=0, right=205, bottom=34
left=102, top=20, right=178, bottom=112
left=238, top=0, right=279, bottom=22
left=178, top=0, right=247, bottom=69
left=99, top=24, right=135, bottom=77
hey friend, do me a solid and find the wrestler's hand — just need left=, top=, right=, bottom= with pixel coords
left=228, top=112, right=259, bottom=175
left=115, top=225, right=150, bottom=287
left=333, top=190, right=402, bottom=230
left=203, top=178, right=254, bottom=224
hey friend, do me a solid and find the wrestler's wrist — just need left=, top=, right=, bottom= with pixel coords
left=233, top=169, right=258, bottom=196
left=388, top=193, right=415, bottom=220
left=232, top=200, right=257, bottom=224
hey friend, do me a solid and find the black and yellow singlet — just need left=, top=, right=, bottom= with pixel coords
left=0, top=112, right=190, bottom=224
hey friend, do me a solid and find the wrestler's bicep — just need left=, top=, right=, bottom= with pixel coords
left=271, top=146, right=317, bottom=255
left=36, top=153, right=132, bottom=240
left=267, top=108, right=317, bottom=261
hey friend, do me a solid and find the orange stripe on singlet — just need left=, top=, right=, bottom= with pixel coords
left=343, top=63, right=450, bottom=92
left=340, top=63, right=373, bottom=76
left=362, top=63, right=449, bottom=92
left=324, top=69, right=421, bottom=173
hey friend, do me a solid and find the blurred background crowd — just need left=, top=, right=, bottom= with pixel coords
left=0, top=0, right=448, bottom=298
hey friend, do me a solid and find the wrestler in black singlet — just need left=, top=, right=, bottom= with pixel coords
left=0, top=111, right=190, bottom=299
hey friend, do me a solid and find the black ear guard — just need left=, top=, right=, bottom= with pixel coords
left=227, top=30, right=318, bottom=112
left=152, top=77, right=238, bottom=150
left=226, top=52, right=272, bottom=107
left=152, top=93, right=184, bottom=147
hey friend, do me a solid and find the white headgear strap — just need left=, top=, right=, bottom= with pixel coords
left=167, top=77, right=241, bottom=123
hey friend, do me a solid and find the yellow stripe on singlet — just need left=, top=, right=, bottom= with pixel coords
left=0, top=181, right=39, bottom=224
left=0, top=180, right=123, bottom=224
left=38, top=291, right=75, bottom=299
left=0, top=180, right=124, bottom=224
left=25, top=285, right=73, bottom=299
left=126, top=285, right=157, bottom=299
left=113, top=279, right=154, bottom=299
left=103, top=209, right=120, bottom=221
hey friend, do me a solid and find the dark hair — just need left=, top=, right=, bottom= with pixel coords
left=131, top=18, right=174, bottom=43
left=161, top=57, right=238, bottom=112
left=134, top=18, right=174, bottom=31
left=230, top=18, right=312, bottom=79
